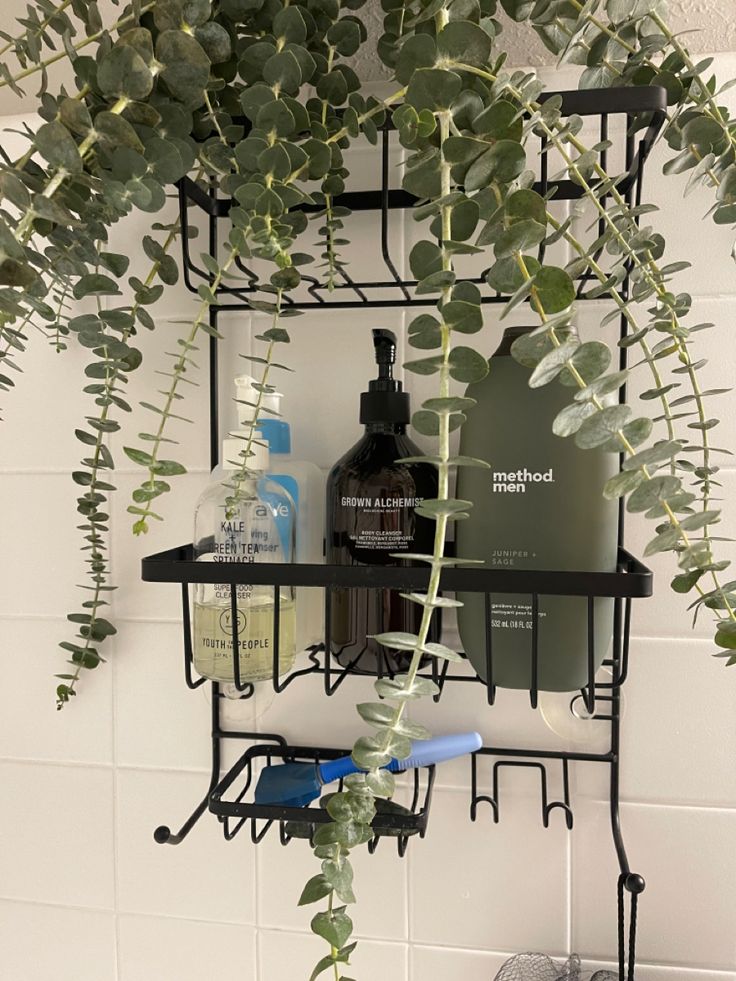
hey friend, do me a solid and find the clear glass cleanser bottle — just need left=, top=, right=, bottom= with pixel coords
left=192, top=432, right=296, bottom=684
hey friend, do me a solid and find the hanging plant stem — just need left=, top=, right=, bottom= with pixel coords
left=545, top=210, right=678, bottom=450
left=0, top=0, right=75, bottom=63
left=300, top=87, right=476, bottom=976
left=58, top=225, right=181, bottom=706
left=511, top=247, right=735, bottom=620
left=448, top=56, right=729, bottom=599
left=126, top=247, right=240, bottom=534
left=0, top=3, right=156, bottom=93
left=225, top=289, right=287, bottom=513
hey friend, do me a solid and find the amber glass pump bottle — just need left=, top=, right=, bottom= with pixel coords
left=326, top=329, right=439, bottom=672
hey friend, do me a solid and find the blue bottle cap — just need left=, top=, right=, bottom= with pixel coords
left=258, top=418, right=291, bottom=455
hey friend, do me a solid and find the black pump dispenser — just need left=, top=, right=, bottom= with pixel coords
left=325, top=328, right=439, bottom=672
left=359, top=329, right=411, bottom=426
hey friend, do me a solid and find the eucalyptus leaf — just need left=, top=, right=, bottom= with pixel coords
left=575, top=405, right=632, bottom=450
left=406, top=68, right=463, bottom=112
left=34, top=121, right=82, bottom=173
left=97, top=44, right=153, bottom=101
left=157, top=30, right=210, bottom=107
left=449, top=346, right=488, bottom=382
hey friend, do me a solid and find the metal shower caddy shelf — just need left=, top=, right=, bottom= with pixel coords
left=145, top=84, right=669, bottom=981
left=176, top=84, right=667, bottom=312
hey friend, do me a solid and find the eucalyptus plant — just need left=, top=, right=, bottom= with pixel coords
left=0, top=0, right=735, bottom=974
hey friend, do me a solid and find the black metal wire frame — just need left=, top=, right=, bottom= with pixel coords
left=176, top=86, right=668, bottom=311
left=144, top=83, right=668, bottom=981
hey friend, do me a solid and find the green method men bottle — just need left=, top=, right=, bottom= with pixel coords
left=456, top=326, right=620, bottom=691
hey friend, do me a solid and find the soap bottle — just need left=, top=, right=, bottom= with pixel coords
left=326, top=329, right=439, bottom=673
left=455, top=325, right=619, bottom=692
left=235, top=374, right=325, bottom=648
left=192, top=432, right=297, bottom=684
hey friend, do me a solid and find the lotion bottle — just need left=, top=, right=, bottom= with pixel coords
left=235, top=374, right=325, bottom=648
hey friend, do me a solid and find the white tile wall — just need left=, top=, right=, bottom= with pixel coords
left=0, top=901, right=117, bottom=981
left=117, top=914, right=256, bottom=981
left=259, top=928, right=408, bottom=981
left=409, top=788, right=569, bottom=952
left=0, top=761, right=115, bottom=909
left=571, top=802, right=736, bottom=971
left=115, top=768, right=256, bottom=923
left=1, top=44, right=735, bottom=981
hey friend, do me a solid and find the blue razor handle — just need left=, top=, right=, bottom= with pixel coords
left=317, top=731, right=483, bottom=786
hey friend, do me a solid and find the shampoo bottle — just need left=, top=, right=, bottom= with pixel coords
left=456, top=326, right=619, bottom=692
left=192, top=432, right=297, bottom=684
left=326, top=329, right=439, bottom=673
left=235, top=374, right=325, bottom=648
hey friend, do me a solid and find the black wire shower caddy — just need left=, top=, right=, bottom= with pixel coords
left=145, top=84, right=668, bottom=981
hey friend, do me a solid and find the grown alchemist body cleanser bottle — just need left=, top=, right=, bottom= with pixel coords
left=193, top=433, right=296, bottom=684
left=326, top=329, right=438, bottom=672
left=456, top=326, right=619, bottom=691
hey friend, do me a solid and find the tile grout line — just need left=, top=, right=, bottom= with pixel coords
left=4, top=757, right=736, bottom=813
left=107, top=334, right=123, bottom=981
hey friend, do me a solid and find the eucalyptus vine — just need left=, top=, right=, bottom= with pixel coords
left=1, top=0, right=735, bottom=973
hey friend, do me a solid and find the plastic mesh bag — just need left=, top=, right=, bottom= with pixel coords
left=494, top=954, right=617, bottom=981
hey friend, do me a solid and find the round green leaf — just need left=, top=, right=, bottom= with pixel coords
left=559, top=340, right=611, bottom=386
left=395, top=34, right=438, bottom=84
left=406, top=68, right=463, bottom=112
left=575, top=404, right=632, bottom=450
left=195, top=22, right=231, bottom=64
left=34, top=121, right=82, bottom=174
left=626, top=474, right=682, bottom=514
left=157, top=30, right=211, bottom=107
left=532, top=266, right=575, bottom=314
left=410, top=240, right=443, bottom=279
left=408, top=313, right=442, bottom=349
left=273, top=5, right=308, bottom=44
left=472, top=99, right=523, bottom=141
left=493, top=219, right=546, bottom=257
left=465, top=140, right=526, bottom=191
left=506, top=188, right=546, bottom=225
left=437, top=20, right=492, bottom=66
left=449, top=346, right=488, bottom=382
left=327, top=18, right=362, bottom=56
left=98, top=45, right=153, bottom=101
left=487, top=254, right=540, bottom=293
left=316, top=69, right=348, bottom=104
left=264, top=52, right=302, bottom=94
left=442, top=299, right=483, bottom=333
left=95, top=111, right=144, bottom=152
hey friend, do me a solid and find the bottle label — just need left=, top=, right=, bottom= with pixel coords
left=344, top=496, right=424, bottom=553
left=491, top=468, right=555, bottom=493
left=260, top=473, right=299, bottom=555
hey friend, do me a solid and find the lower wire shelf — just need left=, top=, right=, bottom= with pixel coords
left=205, top=741, right=435, bottom=856
left=143, top=543, right=651, bottom=980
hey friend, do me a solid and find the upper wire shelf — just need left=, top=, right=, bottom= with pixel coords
left=177, top=86, right=668, bottom=311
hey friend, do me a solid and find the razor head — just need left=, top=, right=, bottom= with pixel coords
left=254, top=761, right=321, bottom=808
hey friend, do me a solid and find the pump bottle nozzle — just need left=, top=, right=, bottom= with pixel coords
left=360, top=329, right=409, bottom=426
left=372, top=329, right=397, bottom=379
